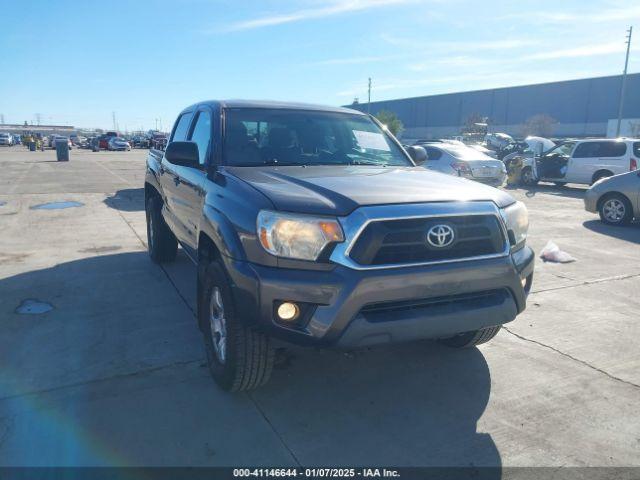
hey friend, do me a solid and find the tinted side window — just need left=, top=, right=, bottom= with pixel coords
left=599, top=141, right=626, bottom=157
left=425, top=147, right=442, bottom=160
left=573, top=142, right=600, bottom=158
left=574, top=141, right=627, bottom=158
left=171, top=112, right=193, bottom=142
left=189, top=110, right=212, bottom=165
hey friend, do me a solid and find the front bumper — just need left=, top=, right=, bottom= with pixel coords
left=584, top=188, right=600, bottom=213
left=223, top=246, right=534, bottom=348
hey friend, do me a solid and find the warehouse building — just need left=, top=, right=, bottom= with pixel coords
left=348, top=73, right=640, bottom=142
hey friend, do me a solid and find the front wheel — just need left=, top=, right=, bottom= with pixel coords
left=520, top=167, right=538, bottom=186
left=599, top=194, right=633, bottom=226
left=200, top=261, right=275, bottom=391
left=438, top=325, right=501, bottom=348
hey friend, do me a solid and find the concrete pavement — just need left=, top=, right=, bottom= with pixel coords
left=0, top=146, right=639, bottom=467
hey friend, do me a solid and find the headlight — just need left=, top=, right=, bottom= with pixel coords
left=257, top=210, right=344, bottom=261
left=500, top=201, right=528, bottom=248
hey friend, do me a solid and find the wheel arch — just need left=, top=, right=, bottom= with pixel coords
left=592, top=169, right=614, bottom=184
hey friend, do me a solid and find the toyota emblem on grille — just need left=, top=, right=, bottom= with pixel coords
left=426, top=224, right=455, bottom=248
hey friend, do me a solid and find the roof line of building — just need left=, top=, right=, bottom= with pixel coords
left=348, top=72, right=640, bottom=107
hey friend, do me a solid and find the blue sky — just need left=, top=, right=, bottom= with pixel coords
left=1, top=0, right=638, bottom=130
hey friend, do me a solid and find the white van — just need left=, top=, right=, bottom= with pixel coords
left=521, top=138, right=640, bottom=186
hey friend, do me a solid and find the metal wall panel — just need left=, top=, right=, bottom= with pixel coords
left=348, top=74, right=640, bottom=139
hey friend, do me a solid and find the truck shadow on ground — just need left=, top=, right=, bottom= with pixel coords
left=103, top=188, right=145, bottom=212
left=582, top=219, right=640, bottom=243
left=0, top=251, right=501, bottom=471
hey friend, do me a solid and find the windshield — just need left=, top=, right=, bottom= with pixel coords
left=545, top=142, right=575, bottom=157
left=223, top=108, right=411, bottom=167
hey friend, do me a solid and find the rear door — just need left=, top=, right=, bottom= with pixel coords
left=423, top=146, right=446, bottom=173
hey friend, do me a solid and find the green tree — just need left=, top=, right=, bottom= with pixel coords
left=375, top=110, right=404, bottom=137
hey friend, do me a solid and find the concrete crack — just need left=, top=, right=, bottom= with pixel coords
left=246, top=392, right=302, bottom=467
left=0, top=359, right=203, bottom=403
left=531, top=272, right=640, bottom=294
left=502, top=327, right=640, bottom=390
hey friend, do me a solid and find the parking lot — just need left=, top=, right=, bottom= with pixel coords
left=0, top=146, right=639, bottom=467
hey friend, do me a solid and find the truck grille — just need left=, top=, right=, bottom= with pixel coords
left=348, top=215, right=506, bottom=266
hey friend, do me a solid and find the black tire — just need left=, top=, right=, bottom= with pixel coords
left=200, top=261, right=275, bottom=391
left=520, top=167, right=538, bottom=186
left=592, top=171, right=613, bottom=185
left=146, top=195, right=177, bottom=263
left=598, top=193, right=633, bottom=226
left=554, top=182, right=567, bottom=187
left=438, top=325, right=501, bottom=348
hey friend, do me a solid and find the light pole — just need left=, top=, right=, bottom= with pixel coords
left=615, top=26, right=633, bottom=137
left=367, top=77, right=372, bottom=115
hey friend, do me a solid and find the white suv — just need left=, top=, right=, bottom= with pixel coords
left=521, top=138, right=639, bottom=186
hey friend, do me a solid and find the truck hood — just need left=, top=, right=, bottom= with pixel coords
left=224, top=165, right=515, bottom=216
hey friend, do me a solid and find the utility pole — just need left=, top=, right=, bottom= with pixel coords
left=615, top=26, right=633, bottom=137
left=367, top=77, right=372, bottom=115
left=35, top=113, right=41, bottom=125
left=112, top=112, right=117, bottom=132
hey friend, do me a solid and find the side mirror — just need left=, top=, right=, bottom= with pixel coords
left=165, top=141, right=199, bottom=167
left=406, top=145, right=428, bottom=165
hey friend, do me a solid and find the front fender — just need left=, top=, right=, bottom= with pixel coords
left=200, top=205, right=247, bottom=261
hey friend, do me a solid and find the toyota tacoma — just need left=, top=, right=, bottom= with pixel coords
left=145, top=100, right=534, bottom=391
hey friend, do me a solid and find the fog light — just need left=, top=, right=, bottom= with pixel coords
left=521, top=277, right=528, bottom=288
left=277, top=302, right=300, bottom=322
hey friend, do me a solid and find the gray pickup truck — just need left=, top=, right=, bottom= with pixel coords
left=145, top=100, right=534, bottom=391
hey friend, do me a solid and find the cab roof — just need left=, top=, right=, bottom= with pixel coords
left=181, top=100, right=366, bottom=115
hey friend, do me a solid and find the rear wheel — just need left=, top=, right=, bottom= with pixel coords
left=599, top=193, right=633, bottom=226
left=520, top=167, right=538, bottom=186
left=438, top=325, right=501, bottom=348
left=146, top=195, right=177, bottom=263
left=200, top=261, right=275, bottom=391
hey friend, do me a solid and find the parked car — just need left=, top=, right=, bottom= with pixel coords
left=418, top=142, right=506, bottom=187
left=485, top=133, right=514, bottom=151
left=584, top=170, right=640, bottom=225
left=107, top=137, right=131, bottom=151
left=521, top=138, right=639, bottom=186
left=145, top=100, right=534, bottom=391
left=0, top=133, right=13, bottom=146
left=49, top=135, right=73, bottom=149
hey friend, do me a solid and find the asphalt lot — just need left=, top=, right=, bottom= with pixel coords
left=0, top=145, right=639, bottom=467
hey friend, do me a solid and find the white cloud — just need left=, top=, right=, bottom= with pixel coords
left=523, top=42, right=627, bottom=60
left=306, top=54, right=405, bottom=66
left=223, top=0, right=413, bottom=32
left=500, top=5, right=640, bottom=23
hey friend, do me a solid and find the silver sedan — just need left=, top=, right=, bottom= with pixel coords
left=420, top=142, right=507, bottom=187
left=584, top=170, right=640, bottom=225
